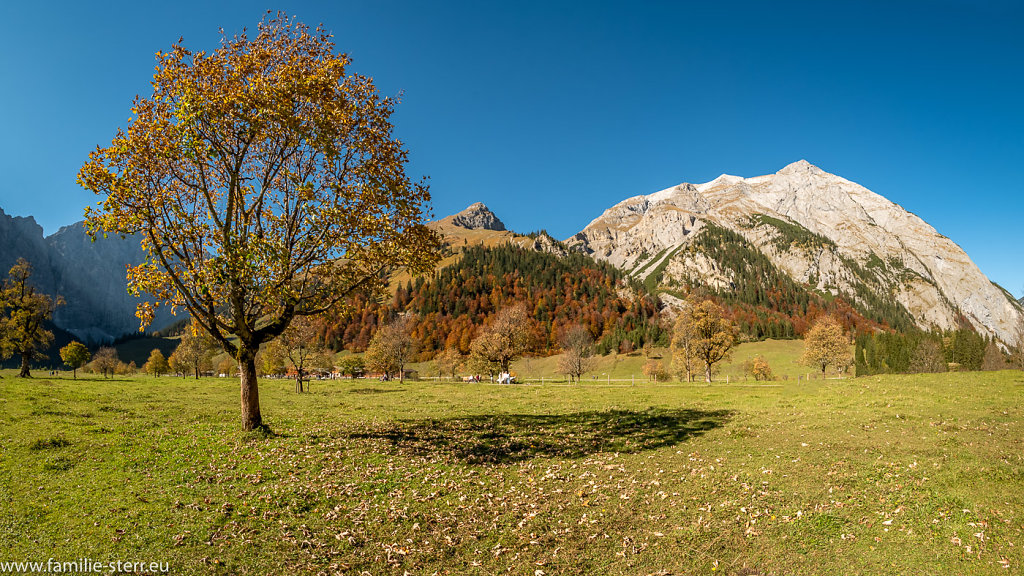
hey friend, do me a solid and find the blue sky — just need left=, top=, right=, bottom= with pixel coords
left=1, top=1, right=1021, bottom=295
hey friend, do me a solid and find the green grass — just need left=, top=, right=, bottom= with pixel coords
left=1, top=370, right=1022, bottom=574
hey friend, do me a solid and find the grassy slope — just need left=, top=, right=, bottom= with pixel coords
left=1, top=370, right=1022, bottom=575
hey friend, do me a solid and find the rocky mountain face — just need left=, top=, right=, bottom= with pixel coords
left=567, top=161, right=1023, bottom=345
left=0, top=208, right=177, bottom=342
left=436, top=202, right=507, bottom=231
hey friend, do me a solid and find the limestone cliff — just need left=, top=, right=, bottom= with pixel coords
left=567, top=161, right=1022, bottom=345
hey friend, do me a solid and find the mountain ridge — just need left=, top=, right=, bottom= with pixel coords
left=0, top=207, right=177, bottom=342
left=566, top=161, right=1022, bottom=345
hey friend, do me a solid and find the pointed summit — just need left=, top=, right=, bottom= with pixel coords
left=777, top=159, right=824, bottom=176
left=447, top=202, right=506, bottom=231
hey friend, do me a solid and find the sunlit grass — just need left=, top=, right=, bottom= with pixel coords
left=1, top=369, right=1022, bottom=574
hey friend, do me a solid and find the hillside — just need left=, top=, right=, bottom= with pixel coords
left=567, top=160, right=1022, bottom=345
left=323, top=242, right=663, bottom=356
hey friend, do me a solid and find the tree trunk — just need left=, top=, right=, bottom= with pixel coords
left=238, top=347, right=262, bottom=431
left=704, top=363, right=711, bottom=383
left=18, top=352, right=31, bottom=378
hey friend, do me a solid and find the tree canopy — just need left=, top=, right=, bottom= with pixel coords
left=59, top=341, right=91, bottom=379
left=801, top=315, right=852, bottom=377
left=0, top=259, right=63, bottom=378
left=78, top=14, right=439, bottom=429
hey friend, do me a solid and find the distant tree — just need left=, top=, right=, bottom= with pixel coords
left=279, top=316, right=325, bottom=393
left=432, top=346, right=463, bottom=381
left=670, top=313, right=698, bottom=383
left=365, top=317, right=418, bottom=383
left=144, top=349, right=170, bottom=377
left=981, top=341, right=1008, bottom=371
left=216, top=355, right=238, bottom=377
left=687, top=299, right=738, bottom=383
left=258, top=340, right=288, bottom=377
left=168, top=349, right=188, bottom=378
left=801, top=315, right=852, bottom=378
left=751, top=355, right=774, bottom=381
left=0, top=259, right=64, bottom=378
left=92, top=347, right=120, bottom=379
left=173, top=321, right=218, bottom=379
left=59, top=341, right=90, bottom=379
left=1015, top=314, right=1024, bottom=370
left=469, top=304, right=533, bottom=377
left=909, top=338, right=947, bottom=373
left=642, top=358, right=667, bottom=382
left=945, top=330, right=986, bottom=371
left=78, top=15, right=441, bottom=430
left=557, top=325, right=595, bottom=383
left=337, top=355, right=365, bottom=379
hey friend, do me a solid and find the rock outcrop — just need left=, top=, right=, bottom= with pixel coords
left=441, top=202, right=507, bottom=231
left=567, top=161, right=1023, bottom=345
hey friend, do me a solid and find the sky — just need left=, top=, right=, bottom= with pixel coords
left=1, top=1, right=1022, bottom=295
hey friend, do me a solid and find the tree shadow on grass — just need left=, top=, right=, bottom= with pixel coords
left=348, top=408, right=733, bottom=464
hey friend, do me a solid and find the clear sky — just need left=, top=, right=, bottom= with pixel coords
left=1, top=1, right=1021, bottom=295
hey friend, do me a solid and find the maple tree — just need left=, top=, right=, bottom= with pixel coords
left=0, top=259, right=64, bottom=378
left=670, top=313, right=698, bottom=383
left=801, top=315, right=852, bottom=378
left=78, top=14, right=439, bottom=429
left=469, top=304, right=533, bottom=378
left=59, top=341, right=91, bottom=379
left=557, top=325, right=595, bottom=383
left=144, top=349, right=171, bottom=377
left=681, top=299, right=737, bottom=383
left=91, top=347, right=121, bottom=379
left=278, top=315, right=325, bottom=392
left=364, top=317, right=417, bottom=383
left=171, top=320, right=218, bottom=379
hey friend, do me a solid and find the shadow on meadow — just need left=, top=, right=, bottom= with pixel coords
left=348, top=408, right=732, bottom=464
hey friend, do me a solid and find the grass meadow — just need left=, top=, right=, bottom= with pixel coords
left=1, top=367, right=1022, bottom=575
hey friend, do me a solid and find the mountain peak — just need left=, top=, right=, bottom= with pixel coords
left=447, top=202, right=506, bottom=231
left=777, top=159, right=824, bottom=176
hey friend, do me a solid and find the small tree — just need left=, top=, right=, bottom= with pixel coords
left=337, top=355, right=365, bottom=379
left=144, top=349, right=170, bottom=377
left=168, top=349, right=189, bottom=378
left=910, top=338, right=947, bottom=373
left=0, top=259, right=64, bottom=378
left=92, top=347, right=120, bottom=378
left=59, top=341, right=91, bottom=379
left=686, top=299, right=737, bottom=383
left=751, top=356, right=774, bottom=381
left=174, top=321, right=218, bottom=379
left=364, top=318, right=418, bottom=383
left=981, top=340, right=1008, bottom=371
left=557, top=325, right=595, bottom=383
left=432, top=346, right=463, bottom=381
left=279, top=316, right=325, bottom=393
left=469, top=304, right=533, bottom=378
left=801, top=315, right=852, bottom=378
left=642, top=358, right=667, bottom=382
left=670, top=314, right=698, bottom=382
